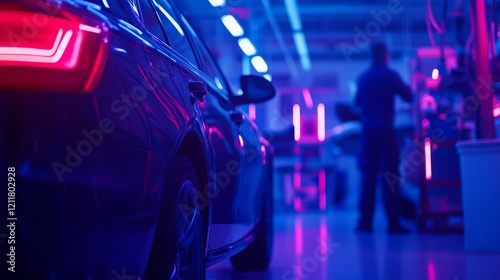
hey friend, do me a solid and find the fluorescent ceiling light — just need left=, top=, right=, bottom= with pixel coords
left=221, top=15, right=244, bottom=37
left=293, top=32, right=311, bottom=71
left=284, top=0, right=302, bottom=31
left=238, top=38, right=257, bottom=56
left=263, top=74, right=272, bottom=81
left=251, top=56, right=268, bottom=73
left=293, top=32, right=308, bottom=56
left=300, top=56, right=311, bottom=71
left=284, top=0, right=310, bottom=72
left=209, top=0, right=225, bottom=7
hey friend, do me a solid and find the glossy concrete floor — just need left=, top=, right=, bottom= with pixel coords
left=207, top=209, right=500, bottom=280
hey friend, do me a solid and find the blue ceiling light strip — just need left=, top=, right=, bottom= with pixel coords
left=285, top=0, right=311, bottom=71
left=208, top=0, right=270, bottom=74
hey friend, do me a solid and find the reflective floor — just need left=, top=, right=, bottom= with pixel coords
left=207, top=209, right=500, bottom=280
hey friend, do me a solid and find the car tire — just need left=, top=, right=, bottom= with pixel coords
left=230, top=166, right=274, bottom=271
left=145, top=155, right=206, bottom=280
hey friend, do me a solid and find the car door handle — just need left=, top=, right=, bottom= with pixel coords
left=188, top=81, right=208, bottom=102
left=230, top=111, right=245, bottom=127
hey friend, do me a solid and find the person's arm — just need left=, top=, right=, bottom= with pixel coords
left=393, top=72, right=412, bottom=102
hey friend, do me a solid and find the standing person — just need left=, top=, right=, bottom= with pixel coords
left=354, top=42, right=413, bottom=233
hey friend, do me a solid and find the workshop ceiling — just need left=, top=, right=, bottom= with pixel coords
left=174, top=0, right=467, bottom=87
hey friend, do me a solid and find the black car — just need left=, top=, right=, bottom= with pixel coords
left=0, top=0, right=275, bottom=279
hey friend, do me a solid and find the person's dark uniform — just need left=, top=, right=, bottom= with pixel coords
left=354, top=43, right=412, bottom=233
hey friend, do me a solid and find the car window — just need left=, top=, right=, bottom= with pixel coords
left=179, top=15, right=229, bottom=93
left=137, top=0, right=167, bottom=42
left=149, top=0, right=198, bottom=66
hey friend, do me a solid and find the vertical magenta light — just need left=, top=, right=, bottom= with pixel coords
left=471, top=0, right=496, bottom=138
left=294, top=217, right=303, bottom=255
left=319, top=169, right=326, bottom=210
left=427, top=262, right=436, bottom=280
left=249, top=104, right=256, bottom=120
left=317, top=103, right=325, bottom=142
left=319, top=216, right=327, bottom=255
left=293, top=104, right=301, bottom=141
left=319, top=215, right=328, bottom=279
left=293, top=163, right=301, bottom=211
left=302, top=88, right=314, bottom=109
left=425, top=138, right=432, bottom=180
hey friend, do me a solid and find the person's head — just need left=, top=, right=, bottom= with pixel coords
left=371, top=42, right=389, bottom=65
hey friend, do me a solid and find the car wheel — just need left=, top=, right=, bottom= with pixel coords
left=230, top=167, right=274, bottom=270
left=146, top=155, right=206, bottom=280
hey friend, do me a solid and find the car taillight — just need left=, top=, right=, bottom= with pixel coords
left=0, top=2, right=109, bottom=93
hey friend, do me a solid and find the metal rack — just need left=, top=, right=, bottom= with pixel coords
left=411, top=48, right=470, bottom=231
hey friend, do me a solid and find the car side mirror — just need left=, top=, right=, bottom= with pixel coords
left=231, top=75, right=276, bottom=106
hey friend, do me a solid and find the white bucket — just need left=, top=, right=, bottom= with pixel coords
left=456, top=139, right=500, bottom=252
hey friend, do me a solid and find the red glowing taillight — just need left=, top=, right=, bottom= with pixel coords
left=0, top=2, right=109, bottom=93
